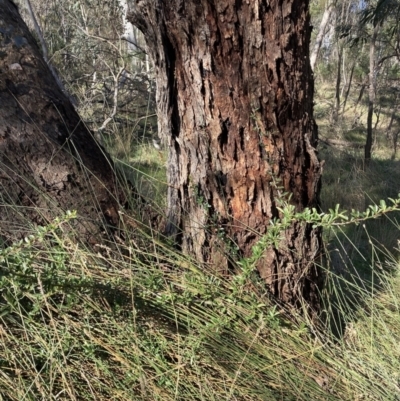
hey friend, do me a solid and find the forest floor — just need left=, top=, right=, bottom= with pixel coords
left=0, top=78, right=399, bottom=400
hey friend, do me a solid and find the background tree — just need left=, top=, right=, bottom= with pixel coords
left=365, top=23, right=380, bottom=163
left=15, top=0, right=155, bottom=142
left=360, top=0, right=400, bottom=163
left=311, top=0, right=400, bottom=164
left=310, top=0, right=336, bottom=71
left=128, top=0, right=323, bottom=312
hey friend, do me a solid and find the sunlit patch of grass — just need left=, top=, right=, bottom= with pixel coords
left=117, top=158, right=167, bottom=209
left=98, top=121, right=167, bottom=210
left=115, top=141, right=167, bottom=212
left=343, top=128, right=365, bottom=144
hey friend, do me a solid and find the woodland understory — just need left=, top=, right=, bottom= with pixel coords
left=0, top=0, right=399, bottom=400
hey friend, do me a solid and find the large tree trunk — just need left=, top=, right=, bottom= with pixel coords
left=129, top=0, right=323, bottom=313
left=0, top=0, right=120, bottom=244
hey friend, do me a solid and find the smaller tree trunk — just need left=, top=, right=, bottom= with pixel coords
left=365, top=25, right=379, bottom=165
left=342, top=60, right=355, bottom=114
left=352, top=77, right=368, bottom=126
left=118, top=0, right=142, bottom=70
left=310, top=0, right=335, bottom=71
left=332, top=44, right=343, bottom=122
left=393, top=130, right=399, bottom=159
left=386, top=93, right=398, bottom=139
left=386, top=93, right=399, bottom=159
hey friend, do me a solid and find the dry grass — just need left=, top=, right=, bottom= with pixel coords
left=0, top=199, right=399, bottom=400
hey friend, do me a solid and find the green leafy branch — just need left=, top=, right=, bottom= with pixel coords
left=278, top=196, right=400, bottom=228
left=0, top=210, right=78, bottom=289
left=235, top=195, right=400, bottom=283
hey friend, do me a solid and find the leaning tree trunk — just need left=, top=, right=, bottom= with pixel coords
left=0, top=0, right=120, bottom=244
left=129, top=0, right=323, bottom=313
left=310, top=0, right=335, bottom=71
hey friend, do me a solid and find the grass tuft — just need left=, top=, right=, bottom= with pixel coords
left=0, top=206, right=399, bottom=400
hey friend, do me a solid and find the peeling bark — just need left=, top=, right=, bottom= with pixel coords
left=0, top=0, right=120, bottom=244
left=128, top=0, right=323, bottom=312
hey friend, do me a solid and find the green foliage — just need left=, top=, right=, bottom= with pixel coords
left=0, top=195, right=399, bottom=399
left=7, top=1, right=400, bottom=399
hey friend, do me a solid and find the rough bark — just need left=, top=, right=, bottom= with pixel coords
left=0, top=0, right=120, bottom=244
left=128, top=0, right=322, bottom=312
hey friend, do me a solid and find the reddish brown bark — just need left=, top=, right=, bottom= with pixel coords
left=129, top=0, right=322, bottom=312
left=0, top=0, right=120, bottom=244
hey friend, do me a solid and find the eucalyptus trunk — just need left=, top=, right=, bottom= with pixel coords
left=365, top=25, right=379, bottom=165
left=129, top=0, right=323, bottom=312
left=310, top=0, right=335, bottom=71
left=0, top=0, right=120, bottom=244
left=332, top=44, right=343, bottom=122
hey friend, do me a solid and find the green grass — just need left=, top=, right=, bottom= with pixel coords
left=0, top=196, right=399, bottom=400
left=2, top=42, right=400, bottom=399
left=1, top=99, right=398, bottom=399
